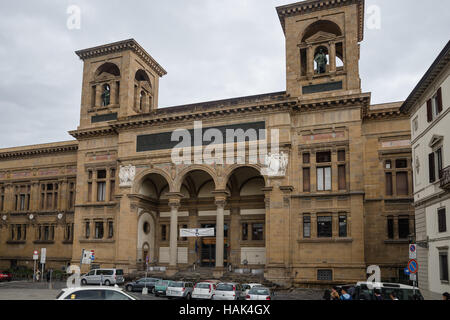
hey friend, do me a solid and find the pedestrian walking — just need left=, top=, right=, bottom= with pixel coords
left=46, top=270, right=50, bottom=282
left=35, top=270, right=41, bottom=282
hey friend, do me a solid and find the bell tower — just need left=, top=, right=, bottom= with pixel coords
left=277, top=0, right=365, bottom=98
left=75, top=39, right=167, bottom=129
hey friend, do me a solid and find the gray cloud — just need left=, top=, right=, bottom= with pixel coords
left=0, top=0, right=448, bottom=148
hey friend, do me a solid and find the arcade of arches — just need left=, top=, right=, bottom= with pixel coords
left=134, top=167, right=266, bottom=271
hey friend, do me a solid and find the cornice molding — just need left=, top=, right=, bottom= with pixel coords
left=276, top=0, right=364, bottom=42
left=75, top=39, right=167, bottom=77
left=0, top=144, right=78, bottom=160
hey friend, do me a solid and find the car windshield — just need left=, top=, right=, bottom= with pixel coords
left=249, top=288, right=270, bottom=295
left=216, top=284, right=234, bottom=291
left=196, top=283, right=211, bottom=289
left=170, top=282, right=184, bottom=288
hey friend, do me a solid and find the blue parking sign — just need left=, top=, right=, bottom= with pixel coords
left=404, top=267, right=410, bottom=275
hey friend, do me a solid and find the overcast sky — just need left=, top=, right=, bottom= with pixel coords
left=0, top=0, right=448, bottom=149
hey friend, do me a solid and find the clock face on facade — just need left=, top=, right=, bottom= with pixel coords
left=2, top=215, right=6, bottom=221
left=29, top=214, right=34, bottom=220
left=57, top=213, right=63, bottom=220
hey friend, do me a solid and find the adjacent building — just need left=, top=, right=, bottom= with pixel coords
left=401, top=41, right=450, bottom=299
left=0, top=0, right=417, bottom=286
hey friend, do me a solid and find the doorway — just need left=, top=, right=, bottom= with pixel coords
left=200, top=223, right=228, bottom=267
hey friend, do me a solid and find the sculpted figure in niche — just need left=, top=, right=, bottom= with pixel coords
left=315, top=48, right=328, bottom=74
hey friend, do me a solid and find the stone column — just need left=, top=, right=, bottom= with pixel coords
left=95, top=85, right=102, bottom=108
left=215, top=198, right=226, bottom=269
left=105, top=169, right=111, bottom=202
left=110, top=81, right=118, bottom=106
left=329, top=41, right=336, bottom=73
left=169, top=198, right=180, bottom=268
left=307, top=45, right=314, bottom=77
left=92, top=170, right=98, bottom=203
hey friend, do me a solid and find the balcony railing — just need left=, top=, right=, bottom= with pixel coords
left=440, top=166, right=450, bottom=190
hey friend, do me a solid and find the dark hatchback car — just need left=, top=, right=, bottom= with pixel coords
left=125, top=277, right=162, bottom=293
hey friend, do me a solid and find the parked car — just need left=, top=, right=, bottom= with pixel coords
left=242, top=283, right=263, bottom=295
left=212, top=282, right=245, bottom=300
left=192, top=282, right=217, bottom=300
left=166, top=281, right=194, bottom=299
left=353, top=282, right=424, bottom=300
left=56, top=286, right=138, bottom=300
left=0, top=271, right=12, bottom=282
left=154, top=280, right=172, bottom=297
left=245, top=287, right=273, bottom=300
left=125, top=277, right=161, bottom=293
left=80, top=268, right=124, bottom=286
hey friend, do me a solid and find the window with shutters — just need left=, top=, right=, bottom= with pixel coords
left=439, top=252, right=449, bottom=282
left=429, top=147, right=443, bottom=183
left=427, top=87, right=443, bottom=123
left=438, top=208, right=447, bottom=233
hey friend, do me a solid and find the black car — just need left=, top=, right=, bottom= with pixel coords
left=125, top=277, right=162, bottom=293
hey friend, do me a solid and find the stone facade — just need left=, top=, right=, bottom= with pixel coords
left=0, top=0, right=416, bottom=286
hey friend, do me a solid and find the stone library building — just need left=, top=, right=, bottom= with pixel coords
left=0, top=0, right=416, bottom=286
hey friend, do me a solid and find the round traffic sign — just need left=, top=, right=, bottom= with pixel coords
left=33, top=250, right=38, bottom=255
left=410, top=244, right=416, bottom=252
left=408, top=259, right=419, bottom=274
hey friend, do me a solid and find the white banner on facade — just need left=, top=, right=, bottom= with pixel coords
left=180, top=228, right=215, bottom=238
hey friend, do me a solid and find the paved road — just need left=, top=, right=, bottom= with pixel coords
left=0, top=281, right=323, bottom=300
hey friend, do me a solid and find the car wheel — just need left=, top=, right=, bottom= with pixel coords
left=126, top=285, right=133, bottom=292
left=81, top=279, right=87, bottom=285
left=104, top=280, right=111, bottom=286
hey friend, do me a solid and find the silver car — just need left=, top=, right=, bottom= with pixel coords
left=245, top=287, right=273, bottom=300
left=212, top=283, right=245, bottom=300
left=166, top=281, right=194, bottom=299
left=80, top=268, right=124, bottom=286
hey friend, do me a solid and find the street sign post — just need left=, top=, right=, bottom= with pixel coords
left=33, top=250, right=39, bottom=282
left=409, top=244, right=417, bottom=259
left=40, top=248, right=47, bottom=282
left=407, top=259, right=419, bottom=296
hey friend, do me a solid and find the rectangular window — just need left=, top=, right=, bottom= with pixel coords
left=303, top=153, right=310, bottom=164
left=95, top=222, right=104, bottom=239
left=317, top=270, right=333, bottom=281
left=317, top=167, right=331, bottom=191
left=386, top=173, right=393, bottom=196
left=396, top=159, right=408, bottom=169
left=161, top=225, right=167, bottom=241
left=339, top=215, right=347, bottom=237
left=440, top=252, right=449, bottom=282
left=437, top=148, right=443, bottom=179
left=429, top=153, right=436, bottom=183
left=252, top=223, right=264, bottom=241
left=242, top=223, right=248, bottom=241
left=338, top=150, right=346, bottom=162
left=317, top=216, right=332, bottom=238
left=438, top=208, right=447, bottom=233
left=316, top=151, right=331, bottom=163
left=108, top=221, right=114, bottom=238
left=303, top=168, right=310, bottom=192
left=398, top=217, right=410, bottom=239
left=44, top=226, right=50, bottom=241
left=396, top=172, right=408, bottom=196
left=338, top=165, right=346, bottom=190
left=97, top=182, right=106, bottom=202
left=85, top=222, right=90, bottom=239
left=387, top=217, right=394, bottom=239
left=303, top=215, right=311, bottom=238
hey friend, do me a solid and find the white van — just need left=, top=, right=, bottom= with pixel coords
left=353, top=282, right=424, bottom=300
left=80, top=268, right=124, bottom=286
